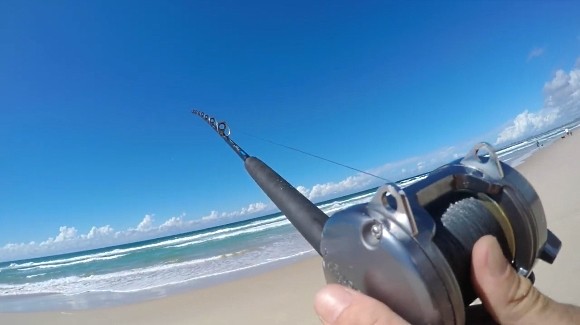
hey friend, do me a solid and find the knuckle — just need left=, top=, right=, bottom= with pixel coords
left=505, top=275, right=549, bottom=322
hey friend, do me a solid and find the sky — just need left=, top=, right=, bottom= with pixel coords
left=1, top=1, right=580, bottom=261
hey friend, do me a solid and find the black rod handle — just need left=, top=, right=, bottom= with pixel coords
left=244, top=157, right=328, bottom=255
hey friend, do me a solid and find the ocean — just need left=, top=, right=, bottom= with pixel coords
left=0, top=125, right=576, bottom=312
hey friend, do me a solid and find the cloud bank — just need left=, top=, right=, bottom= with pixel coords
left=0, top=201, right=269, bottom=262
left=496, top=58, right=580, bottom=144
left=296, top=145, right=464, bottom=203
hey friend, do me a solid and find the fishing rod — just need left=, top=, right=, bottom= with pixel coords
left=192, top=109, right=328, bottom=254
left=192, top=109, right=561, bottom=325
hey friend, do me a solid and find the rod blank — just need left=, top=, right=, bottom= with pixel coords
left=245, top=157, right=328, bottom=254
left=192, top=109, right=328, bottom=255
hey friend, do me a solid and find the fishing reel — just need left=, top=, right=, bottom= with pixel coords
left=193, top=110, right=561, bottom=325
left=319, top=142, right=561, bottom=324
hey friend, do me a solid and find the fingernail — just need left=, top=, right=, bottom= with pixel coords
left=315, top=286, right=354, bottom=323
left=487, top=236, right=509, bottom=277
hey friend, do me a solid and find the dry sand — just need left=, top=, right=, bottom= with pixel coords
left=516, top=134, right=580, bottom=305
left=2, top=134, right=579, bottom=324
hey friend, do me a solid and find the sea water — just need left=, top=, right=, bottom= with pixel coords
left=0, top=127, right=574, bottom=312
left=0, top=186, right=381, bottom=312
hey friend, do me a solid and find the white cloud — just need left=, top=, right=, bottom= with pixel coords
left=527, top=47, right=545, bottom=61
left=136, top=214, right=154, bottom=231
left=238, top=202, right=268, bottom=215
left=201, top=210, right=219, bottom=221
left=544, top=64, right=580, bottom=117
left=160, top=216, right=184, bottom=229
left=54, top=226, right=77, bottom=242
left=495, top=109, right=559, bottom=144
left=199, top=201, right=268, bottom=221
left=495, top=57, right=580, bottom=144
left=86, top=225, right=114, bottom=239
left=296, top=185, right=310, bottom=197
left=307, top=175, right=373, bottom=200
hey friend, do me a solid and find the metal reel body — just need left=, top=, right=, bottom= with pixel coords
left=320, top=144, right=560, bottom=325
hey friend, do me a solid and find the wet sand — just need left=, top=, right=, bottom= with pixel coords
left=2, top=134, right=579, bottom=324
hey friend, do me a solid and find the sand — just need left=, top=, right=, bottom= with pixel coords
left=2, top=134, right=579, bottom=324
left=0, top=258, right=326, bottom=324
left=515, top=135, right=580, bottom=305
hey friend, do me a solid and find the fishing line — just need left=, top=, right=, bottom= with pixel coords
left=237, top=130, right=389, bottom=181
left=192, top=109, right=388, bottom=181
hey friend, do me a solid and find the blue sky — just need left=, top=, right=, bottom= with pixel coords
left=1, top=1, right=580, bottom=261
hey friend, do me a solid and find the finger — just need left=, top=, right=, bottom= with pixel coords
left=471, top=235, right=555, bottom=325
left=314, top=284, right=410, bottom=325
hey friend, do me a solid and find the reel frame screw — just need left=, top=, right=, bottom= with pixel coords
left=371, top=222, right=383, bottom=240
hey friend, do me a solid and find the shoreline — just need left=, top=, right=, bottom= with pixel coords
left=0, top=250, right=318, bottom=312
left=0, top=248, right=318, bottom=313
left=2, top=134, right=579, bottom=324
left=0, top=257, right=326, bottom=324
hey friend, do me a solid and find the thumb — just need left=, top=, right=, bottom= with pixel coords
left=314, top=284, right=410, bottom=325
left=471, top=235, right=556, bottom=325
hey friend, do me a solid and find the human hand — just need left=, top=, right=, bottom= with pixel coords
left=314, top=235, right=580, bottom=325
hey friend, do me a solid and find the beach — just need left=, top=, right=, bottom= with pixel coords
left=517, top=133, right=580, bottom=305
left=2, top=134, right=579, bottom=324
left=0, top=257, right=326, bottom=324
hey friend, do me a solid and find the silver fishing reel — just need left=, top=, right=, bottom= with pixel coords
left=193, top=110, right=561, bottom=325
left=320, top=142, right=561, bottom=324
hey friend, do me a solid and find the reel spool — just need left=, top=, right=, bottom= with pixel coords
left=320, top=143, right=561, bottom=324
